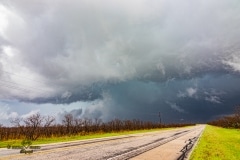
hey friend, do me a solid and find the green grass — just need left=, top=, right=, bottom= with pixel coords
left=0, top=128, right=175, bottom=148
left=190, top=125, right=240, bottom=160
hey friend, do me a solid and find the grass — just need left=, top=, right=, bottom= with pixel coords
left=0, top=128, right=175, bottom=148
left=190, top=125, right=240, bottom=160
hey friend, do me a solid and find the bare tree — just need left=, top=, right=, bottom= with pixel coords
left=4, top=113, right=194, bottom=141
left=93, top=118, right=102, bottom=132
left=43, top=116, right=55, bottom=137
left=44, top=116, right=55, bottom=127
left=208, top=106, right=240, bottom=128
left=73, top=118, right=83, bottom=134
left=62, top=114, right=74, bottom=134
left=235, top=106, right=240, bottom=117
left=11, top=113, right=44, bottom=140
left=11, top=117, right=26, bottom=138
left=24, top=113, right=44, bottom=140
left=234, top=106, right=240, bottom=128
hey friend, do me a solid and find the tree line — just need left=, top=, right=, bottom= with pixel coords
left=0, top=113, right=194, bottom=141
left=208, top=106, right=240, bottom=128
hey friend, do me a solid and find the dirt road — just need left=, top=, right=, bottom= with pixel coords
left=0, top=125, right=205, bottom=160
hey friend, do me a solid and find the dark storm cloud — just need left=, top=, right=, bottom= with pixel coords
left=24, top=83, right=105, bottom=104
left=0, top=0, right=240, bottom=123
left=81, top=74, right=240, bottom=123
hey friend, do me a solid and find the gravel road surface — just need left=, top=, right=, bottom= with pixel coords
left=0, top=125, right=205, bottom=160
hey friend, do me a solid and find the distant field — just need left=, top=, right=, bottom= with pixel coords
left=190, top=125, right=240, bottom=160
left=0, top=128, right=175, bottom=148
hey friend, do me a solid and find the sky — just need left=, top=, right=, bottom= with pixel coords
left=0, top=0, right=240, bottom=126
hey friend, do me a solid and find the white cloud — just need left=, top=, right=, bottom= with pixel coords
left=177, top=87, right=197, bottom=98
left=21, top=110, right=40, bottom=119
left=166, top=101, right=185, bottom=113
left=177, top=91, right=186, bottom=98
left=223, top=55, right=240, bottom=72
left=61, top=91, right=72, bottom=99
left=0, top=105, right=18, bottom=120
left=0, top=104, right=19, bottom=126
left=186, top=88, right=197, bottom=97
left=0, top=3, right=25, bottom=40
left=205, top=96, right=222, bottom=104
left=81, top=91, right=113, bottom=120
left=204, top=88, right=224, bottom=104
left=0, top=4, right=10, bottom=37
left=204, top=88, right=225, bottom=96
left=156, top=63, right=166, bottom=76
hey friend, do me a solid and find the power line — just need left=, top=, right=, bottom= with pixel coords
left=1, top=70, right=83, bottom=91
left=0, top=81, right=33, bottom=93
left=2, top=70, right=49, bottom=86
left=0, top=81, right=52, bottom=95
left=159, top=112, right=162, bottom=124
left=0, top=70, right=57, bottom=97
left=0, top=70, right=96, bottom=101
left=0, top=78, right=49, bottom=94
left=0, top=79, right=54, bottom=98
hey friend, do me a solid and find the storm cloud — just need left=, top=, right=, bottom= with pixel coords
left=0, top=0, right=240, bottom=124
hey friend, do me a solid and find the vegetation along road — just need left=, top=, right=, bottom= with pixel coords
left=0, top=125, right=205, bottom=160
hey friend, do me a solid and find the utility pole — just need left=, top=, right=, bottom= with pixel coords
left=158, top=112, right=161, bottom=124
